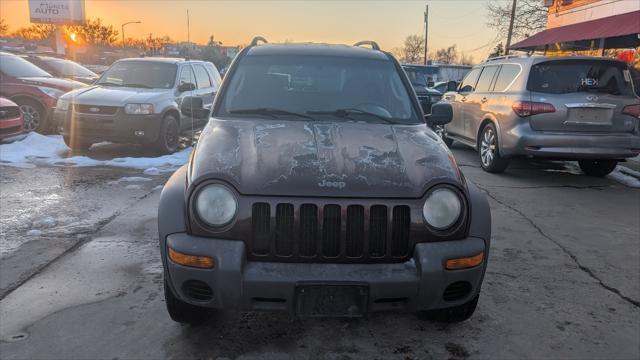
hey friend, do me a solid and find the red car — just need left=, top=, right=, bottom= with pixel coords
left=0, top=97, right=26, bottom=142
left=0, top=51, right=85, bottom=133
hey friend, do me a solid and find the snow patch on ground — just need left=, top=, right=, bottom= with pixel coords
left=108, top=176, right=152, bottom=185
left=143, top=167, right=161, bottom=176
left=607, top=166, right=640, bottom=188
left=125, top=184, right=143, bottom=190
left=0, top=133, right=190, bottom=172
left=26, top=229, right=44, bottom=237
left=152, top=185, right=164, bottom=191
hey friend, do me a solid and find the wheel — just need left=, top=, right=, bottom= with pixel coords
left=154, top=114, right=180, bottom=154
left=164, top=278, right=212, bottom=325
left=578, top=159, right=617, bottom=177
left=478, top=123, right=509, bottom=173
left=16, top=98, right=47, bottom=133
left=63, top=135, right=92, bottom=151
left=420, top=295, right=479, bottom=323
left=434, top=125, right=454, bottom=148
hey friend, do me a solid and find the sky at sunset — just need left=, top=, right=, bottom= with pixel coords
left=1, top=0, right=499, bottom=60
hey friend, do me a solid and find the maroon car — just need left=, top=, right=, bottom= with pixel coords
left=0, top=97, right=26, bottom=142
left=0, top=51, right=85, bottom=133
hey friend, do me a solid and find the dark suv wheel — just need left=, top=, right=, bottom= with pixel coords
left=578, top=159, right=617, bottom=177
left=479, top=123, right=509, bottom=173
left=155, top=114, right=180, bottom=154
left=420, top=295, right=479, bottom=323
left=164, top=278, right=212, bottom=325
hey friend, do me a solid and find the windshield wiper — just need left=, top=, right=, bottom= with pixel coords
left=229, top=108, right=314, bottom=120
left=124, top=83, right=152, bottom=89
left=96, top=81, right=122, bottom=87
left=308, top=109, right=395, bottom=124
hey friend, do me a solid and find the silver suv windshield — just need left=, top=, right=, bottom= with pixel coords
left=219, top=55, right=420, bottom=124
left=527, top=60, right=634, bottom=96
left=96, top=61, right=177, bottom=89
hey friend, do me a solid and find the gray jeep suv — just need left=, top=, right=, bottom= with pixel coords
left=158, top=38, right=491, bottom=323
left=55, top=57, right=221, bottom=153
left=443, top=56, right=640, bottom=175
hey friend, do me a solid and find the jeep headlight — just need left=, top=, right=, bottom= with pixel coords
left=124, top=103, right=154, bottom=115
left=56, top=99, right=70, bottom=111
left=423, top=186, right=462, bottom=230
left=195, top=184, right=238, bottom=227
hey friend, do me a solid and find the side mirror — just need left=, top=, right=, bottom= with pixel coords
left=181, top=96, right=205, bottom=118
left=178, top=82, right=196, bottom=93
left=447, top=81, right=458, bottom=92
left=425, top=102, right=453, bottom=126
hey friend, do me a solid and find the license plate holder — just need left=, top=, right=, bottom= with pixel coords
left=566, top=108, right=612, bottom=125
left=295, top=283, right=369, bottom=318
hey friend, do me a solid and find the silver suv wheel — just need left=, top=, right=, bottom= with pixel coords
left=480, top=127, right=496, bottom=167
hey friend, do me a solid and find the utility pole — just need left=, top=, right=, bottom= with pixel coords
left=187, top=9, right=190, bottom=44
left=424, top=4, right=429, bottom=65
left=505, top=0, right=517, bottom=55
left=121, top=21, right=141, bottom=49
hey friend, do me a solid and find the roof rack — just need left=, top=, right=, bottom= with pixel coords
left=250, top=36, right=268, bottom=47
left=485, top=54, right=523, bottom=62
left=353, top=40, right=380, bottom=51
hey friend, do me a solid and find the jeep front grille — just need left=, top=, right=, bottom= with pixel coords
left=249, top=202, right=411, bottom=263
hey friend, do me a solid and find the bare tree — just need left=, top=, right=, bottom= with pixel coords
left=460, top=53, right=474, bottom=65
left=11, top=24, right=56, bottom=41
left=488, top=42, right=505, bottom=58
left=395, top=34, right=425, bottom=64
left=0, top=18, right=8, bottom=36
left=487, top=0, right=547, bottom=43
left=432, top=45, right=458, bottom=64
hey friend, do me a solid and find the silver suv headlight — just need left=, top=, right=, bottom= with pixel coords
left=194, top=184, right=238, bottom=227
left=124, top=103, right=154, bottom=115
left=423, top=186, right=462, bottom=230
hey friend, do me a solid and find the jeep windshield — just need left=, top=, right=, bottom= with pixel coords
left=96, top=61, right=177, bottom=89
left=527, top=60, right=634, bottom=96
left=219, top=55, right=421, bottom=124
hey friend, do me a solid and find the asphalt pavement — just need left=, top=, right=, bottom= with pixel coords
left=0, top=142, right=638, bottom=360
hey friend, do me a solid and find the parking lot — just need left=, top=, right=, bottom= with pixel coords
left=0, top=140, right=638, bottom=360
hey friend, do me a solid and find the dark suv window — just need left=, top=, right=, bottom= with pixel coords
left=459, top=68, right=481, bottom=93
left=527, top=60, right=634, bottom=96
left=0, top=55, right=52, bottom=78
left=219, top=55, right=419, bottom=124
left=493, top=64, right=521, bottom=92
left=475, top=66, right=499, bottom=92
left=193, top=64, right=212, bottom=89
left=96, top=61, right=177, bottom=89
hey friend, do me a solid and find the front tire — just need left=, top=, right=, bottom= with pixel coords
left=16, top=98, right=47, bottom=133
left=154, top=114, right=180, bottom=154
left=578, top=159, right=617, bottom=177
left=164, top=278, right=212, bottom=325
left=420, top=295, right=479, bottom=323
left=478, top=123, right=509, bottom=173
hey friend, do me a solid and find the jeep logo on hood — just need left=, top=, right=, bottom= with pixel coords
left=318, top=180, right=346, bottom=189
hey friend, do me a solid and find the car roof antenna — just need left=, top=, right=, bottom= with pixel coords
left=250, top=36, right=268, bottom=47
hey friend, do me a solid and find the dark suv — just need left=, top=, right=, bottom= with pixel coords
left=55, top=57, right=221, bottom=153
left=21, top=54, right=99, bottom=85
left=158, top=38, right=492, bottom=323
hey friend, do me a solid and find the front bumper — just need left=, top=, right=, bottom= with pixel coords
left=501, top=122, right=640, bottom=159
left=163, top=233, right=488, bottom=314
left=0, top=116, right=25, bottom=141
left=54, top=108, right=163, bottom=143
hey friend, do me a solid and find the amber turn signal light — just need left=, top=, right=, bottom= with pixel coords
left=446, top=252, right=484, bottom=270
left=168, top=247, right=216, bottom=269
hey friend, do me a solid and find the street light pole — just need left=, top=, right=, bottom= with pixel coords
left=121, top=21, right=141, bottom=48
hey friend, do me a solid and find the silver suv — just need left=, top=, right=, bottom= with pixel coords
left=443, top=55, right=640, bottom=176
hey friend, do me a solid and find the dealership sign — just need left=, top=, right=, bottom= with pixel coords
left=29, top=0, right=85, bottom=25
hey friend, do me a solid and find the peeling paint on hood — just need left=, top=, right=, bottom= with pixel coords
left=190, top=118, right=460, bottom=198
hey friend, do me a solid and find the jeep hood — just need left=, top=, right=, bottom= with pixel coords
left=61, top=86, right=169, bottom=106
left=190, top=118, right=460, bottom=198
